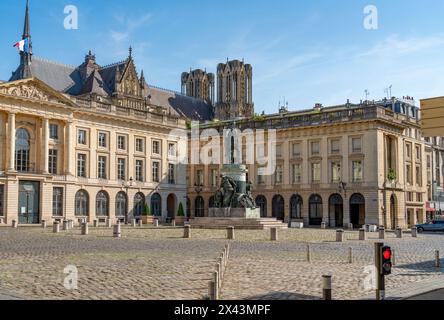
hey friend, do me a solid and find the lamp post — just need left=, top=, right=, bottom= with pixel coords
left=194, top=183, right=204, bottom=217
left=338, top=181, right=347, bottom=198
left=122, top=177, right=134, bottom=224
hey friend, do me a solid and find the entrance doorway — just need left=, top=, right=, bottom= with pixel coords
left=350, top=193, right=365, bottom=228
left=329, top=194, right=343, bottom=227
left=167, top=194, right=176, bottom=219
left=18, top=181, right=40, bottom=224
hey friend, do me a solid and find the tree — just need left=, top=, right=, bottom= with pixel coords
left=177, top=203, right=185, bottom=217
left=143, top=203, right=152, bottom=216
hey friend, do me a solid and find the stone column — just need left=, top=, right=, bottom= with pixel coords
left=65, top=121, right=74, bottom=176
left=43, top=118, right=50, bottom=174
left=8, top=112, right=16, bottom=171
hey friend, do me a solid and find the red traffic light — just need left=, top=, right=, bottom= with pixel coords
left=383, top=248, right=391, bottom=260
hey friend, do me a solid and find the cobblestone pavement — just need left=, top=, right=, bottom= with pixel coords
left=0, top=225, right=443, bottom=300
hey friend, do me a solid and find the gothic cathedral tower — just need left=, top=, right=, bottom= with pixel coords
left=214, top=60, right=253, bottom=121
left=181, top=69, right=215, bottom=105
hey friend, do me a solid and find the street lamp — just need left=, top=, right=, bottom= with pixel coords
left=122, top=177, right=134, bottom=224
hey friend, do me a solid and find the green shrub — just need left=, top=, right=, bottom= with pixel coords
left=177, top=203, right=185, bottom=217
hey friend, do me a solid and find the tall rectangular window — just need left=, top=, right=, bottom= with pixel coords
left=153, top=140, right=161, bottom=155
left=331, top=162, right=341, bottom=182
left=257, top=167, right=265, bottom=185
left=406, top=164, right=412, bottom=185
left=275, top=165, right=283, bottom=184
left=331, top=139, right=340, bottom=154
left=48, top=149, right=58, bottom=175
left=311, top=141, right=320, bottom=156
left=292, top=143, right=301, bottom=157
left=0, top=185, right=4, bottom=216
left=152, top=161, right=160, bottom=183
left=415, top=146, right=421, bottom=161
left=78, top=129, right=87, bottom=145
left=77, top=154, right=87, bottom=178
left=196, top=169, right=204, bottom=186
left=52, top=187, right=63, bottom=217
left=117, top=135, right=126, bottom=150
left=352, top=161, right=363, bottom=182
left=136, top=138, right=144, bottom=153
left=352, top=138, right=362, bottom=153
left=98, top=132, right=107, bottom=148
left=292, top=163, right=301, bottom=184
left=312, top=163, right=321, bottom=183
left=98, top=156, right=107, bottom=179
left=117, top=158, right=126, bottom=180
left=49, top=124, right=58, bottom=140
left=210, top=169, right=218, bottom=187
left=168, top=143, right=177, bottom=157
left=415, top=165, right=421, bottom=186
left=168, top=163, right=175, bottom=184
left=136, top=160, right=144, bottom=182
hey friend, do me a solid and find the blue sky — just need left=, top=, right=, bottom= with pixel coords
left=0, top=0, right=443, bottom=114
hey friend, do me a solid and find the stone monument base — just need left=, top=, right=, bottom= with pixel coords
left=208, top=207, right=261, bottom=219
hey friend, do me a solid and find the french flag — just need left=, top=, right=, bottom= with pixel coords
left=13, top=38, right=31, bottom=53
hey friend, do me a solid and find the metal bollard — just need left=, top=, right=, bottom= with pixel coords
left=321, top=222, right=327, bottom=230
left=214, top=271, right=219, bottom=294
left=336, top=230, right=344, bottom=242
left=411, top=227, right=418, bottom=238
left=347, top=223, right=354, bottom=230
left=378, top=227, right=385, bottom=240
left=184, top=225, right=191, bottom=239
left=322, top=275, right=332, bottom=300
left=138, top=219, right=143, bottom=227
left=63, top=220, right=68, bottom=231
left=154, top=219, right=159, bottom=227
left=53, top=222, right=60, bottom=233
left=209, top=281, right=218, bottom=300
left=113, top=224, right=121, bottom=238
left=93, top=219, right=98, bottom=228
left=396, top=227, right=403, bottom=239
left=307, top=244, right=311, bottom=262
left=12, top=220, right=18, bottom=229
left=359, top=228, right=367, bottom=241
left=81, top=222, right=89, bottom=235
left=227, top=226, right=235, bottom=240
left=348, top=247, right=353, bottom=264
left=217, top=263, right=222, bottom=286
left=41, top=220, right=47, bottom=229
left=436, top=250, right=440, bottom=268
left=171, top=219, right=176, bottom=227
left=392, top=249, right=396, bottom=266
left=270, top=228, right=278, bottom=241
left=131, top=219, right=136, bottom=228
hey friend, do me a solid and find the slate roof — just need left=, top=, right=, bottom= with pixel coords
left=9, top=55, right=214, bottom=122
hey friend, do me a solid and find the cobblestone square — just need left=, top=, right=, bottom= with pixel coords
left=0, top=226, right=443, bottom=300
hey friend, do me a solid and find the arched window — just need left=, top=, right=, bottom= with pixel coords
left=309, top=194, right=323, bottom=225
left=151, top=193, right=162, bottom=217
left=96, top=191, right=109, bottom=217
left=195, top=196, right=205, bottom=217
left=255, top=195, right=267, bottom=218
left=290, top=195, right=303, bottom=219
left=15, top=128, right=30, bottom=172
left=115, top=192, right=127, bottom=218
left=133, top=193, right=145, bottom=217
left=75, top=190, right=89, bottom=216
left=272, top=195, right=285, bottom=221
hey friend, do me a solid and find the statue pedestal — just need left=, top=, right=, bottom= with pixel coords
left=209, top=208, right=261, bottom=219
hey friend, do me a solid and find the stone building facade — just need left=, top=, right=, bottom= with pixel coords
left=187, top=100, right=428, bottom=229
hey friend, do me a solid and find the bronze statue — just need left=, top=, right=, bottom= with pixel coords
left=214, top=174, right=256, bottom=209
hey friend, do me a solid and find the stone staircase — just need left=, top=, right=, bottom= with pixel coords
left=189, top=217, right=288, bottom=230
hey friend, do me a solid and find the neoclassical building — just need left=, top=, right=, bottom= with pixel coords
left=186, top=99, right=429, bottom=229
left=0, top=2, right=215, bottom=225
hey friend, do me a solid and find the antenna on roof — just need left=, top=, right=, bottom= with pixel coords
left=365, top=89, right=370, bottom=101
left=129, top=46, right=133, bottom=59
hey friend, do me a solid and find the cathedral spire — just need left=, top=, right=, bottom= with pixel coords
left=23, top=0, right=31, bottom=40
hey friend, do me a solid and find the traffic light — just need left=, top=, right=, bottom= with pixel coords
left=380, top=246, right=392, bottom=276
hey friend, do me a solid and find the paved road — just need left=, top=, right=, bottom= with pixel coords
left=407, top=289, right=444, bottom=300
left=0, top=226, right=443, bottom=300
